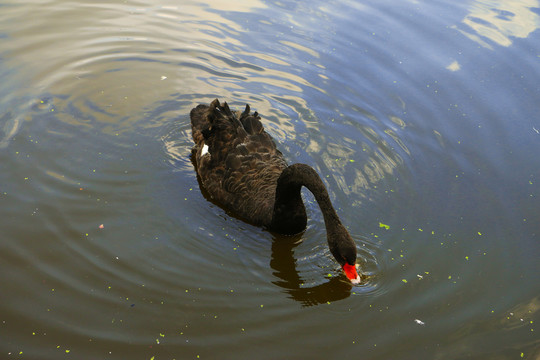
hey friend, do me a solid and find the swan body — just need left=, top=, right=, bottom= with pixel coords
left=190, top=99, right=360, bottom=283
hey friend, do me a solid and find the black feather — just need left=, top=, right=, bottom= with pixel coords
left=189, top=99, right=361, bottom=283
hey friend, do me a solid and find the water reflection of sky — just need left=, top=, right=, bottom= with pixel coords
left=456, top=0, right=540, bottom=49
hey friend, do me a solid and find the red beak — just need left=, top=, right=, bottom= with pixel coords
left=342, top=263, right=361, bottom=284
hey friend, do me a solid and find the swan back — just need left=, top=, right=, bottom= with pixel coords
left=190, top=99, right=288, bottom=227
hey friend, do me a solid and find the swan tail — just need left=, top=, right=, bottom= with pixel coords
left=190, top=99, right=280, bottom=163
left=190, top=99, right=238, bottom=145
left=190, top=103, right=210, bottom=146
left=191, top=99, right=265, bottom=142
left=239, top=104, right=264, bottom=135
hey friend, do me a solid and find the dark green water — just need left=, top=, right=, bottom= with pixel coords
left=1, top=0, right=539, bottom=359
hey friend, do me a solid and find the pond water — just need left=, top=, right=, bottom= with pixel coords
left=1, top=0, right=539, bottom=359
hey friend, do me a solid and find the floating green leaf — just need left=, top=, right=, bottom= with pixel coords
left=379, top=222, right=390, bottom=230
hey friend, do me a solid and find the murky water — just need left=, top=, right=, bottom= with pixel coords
left=1, top=0, right=539, bottom=359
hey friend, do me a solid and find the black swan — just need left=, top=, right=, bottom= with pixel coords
left=190, top=99, right=360, bottom=284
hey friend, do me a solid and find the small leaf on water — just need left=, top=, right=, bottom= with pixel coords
left=379, top=222, right=390, bottom=230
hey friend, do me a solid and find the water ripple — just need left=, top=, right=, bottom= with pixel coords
left=2, top=0, right=539, bottom=358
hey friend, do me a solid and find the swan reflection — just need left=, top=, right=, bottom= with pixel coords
left=270, top=233, right=354, bottom=307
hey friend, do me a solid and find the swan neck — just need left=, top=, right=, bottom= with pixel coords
left=274, top=164, right=341, bottom=230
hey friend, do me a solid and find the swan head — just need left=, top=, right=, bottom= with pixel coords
left=328, top=224, right=361, bottom=284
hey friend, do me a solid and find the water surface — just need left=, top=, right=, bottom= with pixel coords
left=1, top=0, right=539, bottom=359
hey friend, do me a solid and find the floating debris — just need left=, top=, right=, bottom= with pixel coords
left=379, top=222, right=390, bottom=230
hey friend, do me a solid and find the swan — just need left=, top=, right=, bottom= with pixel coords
left=190, top=99, right=360, bottom=284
